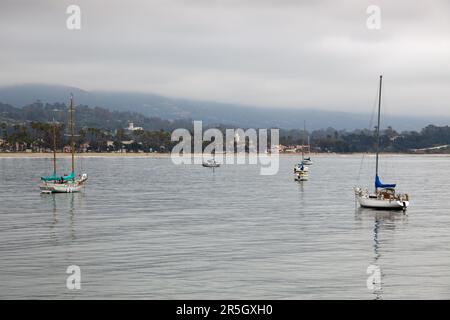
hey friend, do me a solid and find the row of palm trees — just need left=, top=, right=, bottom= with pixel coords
left=0, top=122, right=173, bottom=153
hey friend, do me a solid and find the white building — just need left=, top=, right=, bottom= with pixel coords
left=127, top=122, right=143, bottom=131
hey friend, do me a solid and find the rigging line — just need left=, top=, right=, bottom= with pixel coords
left=379, top=86, right=385, bottom=179
left=357, top=82, right=380, bottom=183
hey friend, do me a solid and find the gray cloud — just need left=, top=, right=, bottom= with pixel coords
left=1, top=0, right=449, bottom=115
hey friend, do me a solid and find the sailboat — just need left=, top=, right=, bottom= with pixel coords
left=294, top=121, right=309, bottom=179
left=202, top=150, right=220, bottom=168
left=40, top=95, right=88, bottom=193
left=294, top=163, right=309, bottom=181
left=202, top=159, right=220, bottom=168
left=354, top=76, right=409, bottom=210
left=294, top=121, right=309, bottom=181
left=202, top=156, right=220, bottom=168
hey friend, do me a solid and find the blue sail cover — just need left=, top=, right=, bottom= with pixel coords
left=375, top=175, right=396, bottom=189
left=63, top=172, right=75, bottom=181
left=40, top=174, right=61, bottom=182
left=41, top=172, right=75, bottom=182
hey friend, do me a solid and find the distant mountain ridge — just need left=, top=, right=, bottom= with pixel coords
left=0, top=83, right=448, bottom=131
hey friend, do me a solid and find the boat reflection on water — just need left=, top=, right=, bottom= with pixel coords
left=42, top=192, right=84, bottom=242
left=355, top=208, right=408, bottom=300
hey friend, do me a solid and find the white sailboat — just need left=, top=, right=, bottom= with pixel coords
left=40, top=95, right=88, bottom=193
left=354, top=76, right=409, bottom=210
left=294, top=121, right=309, bottom=181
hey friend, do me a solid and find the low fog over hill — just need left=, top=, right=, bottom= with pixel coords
left=1, top=84, right=448, bottom=131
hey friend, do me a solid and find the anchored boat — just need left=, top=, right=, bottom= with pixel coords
left=294, top=163, right=309, bottom=181
left=294, top=120, right=310, bottom=180
left=354, top=76, right=409, bottom=210
left=302, top=157, right=313, bottom=166
left=202, top=159, right=220, bottom=168
left=40, top=94, right=88, bottom=193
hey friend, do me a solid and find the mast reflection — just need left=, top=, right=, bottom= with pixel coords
left=356, top=208, right=407, bottom=300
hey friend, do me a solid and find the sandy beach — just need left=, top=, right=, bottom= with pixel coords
left=1, top=152, right=449, bottom=158
left=0, top=152, right=172, bottom=158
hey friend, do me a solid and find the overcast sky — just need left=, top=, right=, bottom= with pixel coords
left=1, top=0, right=450, bottom=115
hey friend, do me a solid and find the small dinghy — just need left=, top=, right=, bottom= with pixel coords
left=202, top=159, right=220, bottom=168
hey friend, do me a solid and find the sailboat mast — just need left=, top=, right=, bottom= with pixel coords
left=307, top=126, right=310, bottom=156
left=375, top=75, right=383, bottom=190
left=52, top=120, right=57, bottom=176
left=307, top=135, right=310, bottom=153
left=70, top=94, right=75, bottom=176
left=302, top=120, right=305, bottom=161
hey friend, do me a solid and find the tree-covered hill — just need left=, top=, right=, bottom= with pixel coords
left=0, top=101, right=192, bottom=131
left=2, top=101, right=450, bottom=153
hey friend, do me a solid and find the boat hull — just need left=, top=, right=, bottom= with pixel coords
left=294, top=172, right=309, bottom=181
left=40, top=184, right=83, bottom=193
left=202, top=164, right=220, bottom=168
left=357, top=196, right=409, bottom=210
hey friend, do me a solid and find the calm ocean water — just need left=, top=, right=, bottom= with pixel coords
left=0, top=154, right=449, bottom=299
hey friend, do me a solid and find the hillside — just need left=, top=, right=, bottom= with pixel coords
left=0, top=101, right=191, bottom=131
left=1, top=84, right=448, bottom=131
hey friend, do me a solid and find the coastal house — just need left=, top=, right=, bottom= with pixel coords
left=283, top=146, right=297, bottom=153
left=271, top=144, right=284, bottom=153
left=126, top=122, right=143, bottom=131
left=389, top=135, right=403, bottom=142
left=279, top=145, right=307, bottom=153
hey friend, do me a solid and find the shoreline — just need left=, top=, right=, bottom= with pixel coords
left=1, top=152, right=450, bottom=158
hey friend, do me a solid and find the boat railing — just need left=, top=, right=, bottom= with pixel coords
left=395, top=193, right=409, bottom=201
left=354, top=187, right=368, bottom=197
